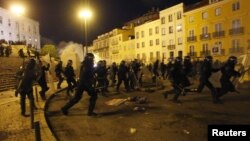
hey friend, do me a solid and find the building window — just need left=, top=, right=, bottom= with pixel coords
left=136, top=32, right=139, bottom=39
left=177, top=11, right=182, bottom=20
left=202, top=26, right=208, bottom=34
left=202, top=12, right=208, bottom=19
left=142, top=42, right=145, bottom=48
left=215, top=8, right=221, bottom=16
left=141, top=31, right=144, bottom=38
left=1, top=30, right=3, bottom=35
left=162, top=28, right=166, bottom=35
left=28, top=26, right=31, bottom=33
left=169, top=39, right=174, bottom=45
left=169, top=26, right=173, bottom=34
left=202, top=43, right=209, bottom=51
left=189, top=30, right=195, bottom=37
left=150, top=52, right=153, bottom=61
left=232, top=1, right=240, bottom=11
left=178, top=37, right=182, bottom=45
left=149, top=40, right=153, bottom=46
left=232, top=39, right=240, bottom=49
left=137, top=54, right=140, bottom=60
left=149, top=28, right=152, bottom=36
left=9, top=32, right=12, bottom=37
left=155, top=26, right=159, bottom=34
left=162, top=41, right=166, bottom=47
left=215, top=23, right=222, bottom=32
left=137, top=43, right=140, bottom=48
left=177, top=24, right=182, bottom=32
left=189, top=16, right=194, bottom=23
left=156, top=39, right=160, bottom=45
left=189, top=45, right=195, bottom=53
left=170, top=52, right=174, bottom=58
left=8, top=19, right=11, bottom=27
left=0, top=17, right=2, bottom=24
left=161, top=17, right=165, bottom=24
left=168, top=14, right=173, bottom=22
left=232, top=19, right=240, bottom=28
left=156, top=51, right=160, bottom=60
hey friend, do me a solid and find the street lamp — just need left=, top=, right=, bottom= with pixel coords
left=79, top=8, right=92, bottom=56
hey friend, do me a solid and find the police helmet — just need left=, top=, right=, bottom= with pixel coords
left=175, top=57, right=182, bottom=63
left=204, top=56, right=213, bottom=62
left=228, top=56, right=237, bottom=64
left=85, top=53, right=95, bottom=60
left=184, top=56, right=191, bottom=60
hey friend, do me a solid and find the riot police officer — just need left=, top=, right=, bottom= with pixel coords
left=196, top=56, right=220, bottom=103
left=55, top=61, right=64, bottom=89
left=64, top=60, right=77, bottom=96
left=37, top=60, right=50, bottom=100
left=216, top=56, right=241, bottom=98
left=17, top=59, right=38, bottom=116
left=61, top=53, right=99, bottom=116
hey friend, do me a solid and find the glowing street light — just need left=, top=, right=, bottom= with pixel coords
left=78, top=8, right=93, bottom=55
left=10, top=4, right=25, bottom=16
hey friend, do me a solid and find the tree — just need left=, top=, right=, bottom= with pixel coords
left=40, top=44, right=58, bottom=58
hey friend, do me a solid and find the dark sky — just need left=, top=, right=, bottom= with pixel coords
left=0, top=0, right=202, bottom=44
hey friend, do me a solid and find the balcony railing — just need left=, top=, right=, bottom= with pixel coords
left=200, top=33, right=211, bottom=40
left=200, top=50, right=211, bottom=57
left=188, top=52, right=197, bottom=57
left=167, top=45, right=176, bottom=50
left=187, top=36, right=197, bottom=42
left=212, top=31, right=225, bottom=38
left=229, top=47, right=244, bottom=54
left=229, top=27, right=244, bottom=35
left=112, top=50, right=119, bottom=54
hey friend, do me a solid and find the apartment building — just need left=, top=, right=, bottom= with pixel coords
left=135, top=19, right=161, bottom=64
left=184, top=0, right=250, bottom=61
left=160, top=3, right=185, bottom=60
left=0, top=7, right=40, bottom=49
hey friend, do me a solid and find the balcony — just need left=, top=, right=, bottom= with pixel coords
left=112, top=50, right=119, bottom=54
left=167, top=45, right=176, bottom=50
left=187, top=36, right=197, bottom=42
left=229, top=27, right=244, bottom=35
left=200, top=33, right=211, bottom=40
left=212, top=31, right=225, bottom=38
left=200, top=50, right=211, bottom=57
left=188, top=52, right=197, bottom=57
left=229, top=47, right=244, bottom=54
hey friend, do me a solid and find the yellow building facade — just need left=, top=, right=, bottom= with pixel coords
left=184, top=0, right=250, bottom=61
left=134, top=19, right=161, bottom=64
left=160, top=3, right=185, bottom=60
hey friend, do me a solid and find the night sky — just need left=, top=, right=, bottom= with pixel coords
left=0, top=0, right=202, bottom=44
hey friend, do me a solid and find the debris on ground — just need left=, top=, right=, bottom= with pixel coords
left=183, top=129, right=190, bottom=134
left=133, top=107, right=146, bottom=111
left=130, top=128, right=137, bottom=134
left=105, top=96, right=148, bottom=106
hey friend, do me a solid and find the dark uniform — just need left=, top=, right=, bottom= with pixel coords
left=116, top=60, right=130, bottom=92
left=64, top=60, right=77, bottom=96
left=55, top=61, right=64, bottom=89
left=95, top=61, right=108, bottom=96
left=166, top=57, right=189, bottom=102
left=110, top=62, right=118, bottom=86
left=37, top=61, right=50, bottom=100
left=183, top=56, right=193, bottom=77
left=17, top=59, right=38, bottom=116
left=196, top=56, right=220, bottom=103
left=61, top=53, right=98, bottom=116
left=216, top=56, right=241, bottom=98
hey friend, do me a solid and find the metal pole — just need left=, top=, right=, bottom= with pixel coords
left=30, top=90, right=34, bottom=129
left=34, top=121, right=41, bottom=141
left=84, top=18, right=88, bottom=54
left=35, top=86, right=38, bottom=102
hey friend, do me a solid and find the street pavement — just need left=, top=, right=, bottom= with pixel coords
left=0, top=82, right=67, bottom=141
left=45, top=80, right=250, bottom=141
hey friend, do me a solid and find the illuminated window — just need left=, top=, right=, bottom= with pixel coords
left=177, top=11, right=182, bottom=20
left=161, top=17, right=165, bottom=24
left=215, top=8, right=221, bottom=16
left=232, top=19, right=240, bottom=29
left=149, top=28, right=152, bottom=36
left=149, top=40, right=153, bottom=46
left=189, top=16, right=194, bottom=23
left=155, top=26, right=159, bottom=34
left=202, top=12, right=208, bottom=19
left=156, top=39, right=160, bottom=45
left=168, top=15, right=173, bottom=22
left=169, top=26, right=173, bottom=34
left=162, top=28, right=166, bottom=35
left=178, top=37, right=182, bottom=45
left=232, top=2, right=240, bottom=11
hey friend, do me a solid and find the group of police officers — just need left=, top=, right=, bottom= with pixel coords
left=16, top=53, right=242, bottom=117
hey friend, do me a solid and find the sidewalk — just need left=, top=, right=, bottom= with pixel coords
left=0, top=82, right=67, bottom=141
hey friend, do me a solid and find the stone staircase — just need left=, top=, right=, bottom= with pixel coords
left=0, top=73, right=16, bottom=92
left=0, top=57, right=23, bottom=92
